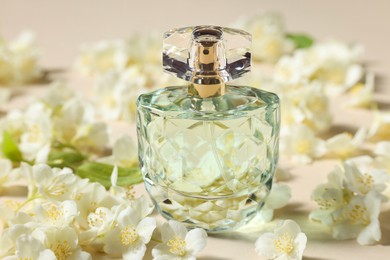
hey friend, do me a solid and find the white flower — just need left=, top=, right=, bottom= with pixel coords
left=2, top=234, right=56, bottom=260
left=0, top=31, right=41, bottom=85
left=102, top=206, right=156, bottom=260
left=258, top=183, right=291, bottom=222
left=18, top=103, right=52, bottom=163
left=233, top=13, right=294, bottom=63
left=34, top=200, right=78, bottom=227
left=309, top=168, right=346, bottom=226
left=346, top=73, right=375, bottom=108
left=325, top=127, right=367, bottom=158
left=368, top=111, right=390, bottom=141
left=33, top=226, right=91, bottom=260
left=93, top=66, right=163, bottom=121
left=0, top=158, right=18, bottom=190
left=100, top=135, right=138, bottom=168
left=281, top=124, right=326, bottom=164
left=0, top=224, right=34, bottom=257
left=332, top=192, right=381, bottom=245
left=152, top=220, right=207, bottom=260
left=40, top=81, right=76, bottom=109
left=373, top=141, right=390, bottom=171
left=74, top=181, right=118, bottom=229
left=280, top=82, right=332, bottom=133
left=343, top=161, right=389, bottom=197
left=274, top=39, right=364, bottom=94
left=75, top=33, right=165, bottom=77
left=25, top=164, right=78, bottom=201
left=255, top=219, right=307, bottom=260
left=52, top=97, right=109, bottom=154
left=274, top=50, right=317, bottom=85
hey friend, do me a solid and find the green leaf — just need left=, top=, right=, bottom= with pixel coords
left=75, top=162, right=143, bottom=189
left=47, top=149, right=87, bottom=169
left=287, top=33, right=314, bottom=49
left=1, top=131, right=22, bottom=162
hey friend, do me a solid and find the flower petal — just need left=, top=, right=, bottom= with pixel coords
left=136, top=217, right=156, bottom=243
left=185, top=228, right=207, bottom=254
left=255, top=232, right=277, bottom=259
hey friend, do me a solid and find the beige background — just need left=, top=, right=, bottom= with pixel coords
left=1, top=0, right=390, bottom=259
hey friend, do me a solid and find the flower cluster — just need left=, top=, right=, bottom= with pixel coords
left=75, top=34, right=181, bottom=121
left=0, top=164, right=208, bottom=260
left=0, top=81, right=109, bottom=163
left=233, top=12, right=295, bottom=63
left=310, top=159, right=389, bottom=245
left=0, top=31, right=42, bottom=85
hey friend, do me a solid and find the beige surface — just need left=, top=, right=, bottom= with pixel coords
left=1, top=1, right=390, bottom=259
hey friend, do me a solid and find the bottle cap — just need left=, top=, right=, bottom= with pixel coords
left=163, top=25, right=251, bottom=97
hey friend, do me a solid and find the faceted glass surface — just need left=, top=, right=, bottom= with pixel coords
left=137, top=85, right=280, bottom=232
left=163, top=26, right=251, bottom=83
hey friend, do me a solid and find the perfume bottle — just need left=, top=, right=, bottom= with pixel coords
left=136, top=25, right=280, bottom=232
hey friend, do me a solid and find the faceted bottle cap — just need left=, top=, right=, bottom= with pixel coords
left=163, top=25, right=251, bottom=83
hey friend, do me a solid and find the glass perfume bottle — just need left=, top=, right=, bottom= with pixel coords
left=136, top=25, right=280, bottom=232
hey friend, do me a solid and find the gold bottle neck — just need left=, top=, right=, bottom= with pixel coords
left=188, top=27, right=226, bottom=98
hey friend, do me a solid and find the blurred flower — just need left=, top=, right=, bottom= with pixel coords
left=52, top=97, right=109, bottom=154
left=275, top=40, right=364, bottom=94
left=258, top=183, right=291, bottom=222
left=18, top=103, right=52, bottom=163
left=346, top=73, right=375, bottom=108
left=0, top=88, right=11, bottom=106
left=255, top=219, right=307, bottom=260
left=92, top=65, right=174, bottom=121
left=0, top=158, right=19, bottom=191
left=280, top=124, right=326, bottom=164
left=368, top=111, right=390, bottom=142
left=0, top=31, right=42, bottom=85
left=152, top=220, right=207, bottom=260
left=233, top=13, right=294, bottom=63
left=280, top=82, right=332, bottom=133
left=325, top=128, right=367, bottom=159
left=76, top=40, right=131, bottom=76
left=373, top=141, right=390, bottom=171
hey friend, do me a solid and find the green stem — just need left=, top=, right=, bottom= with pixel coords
left=16, top=194, right=42, bottom=212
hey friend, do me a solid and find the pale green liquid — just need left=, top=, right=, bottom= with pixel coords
left=137, top=85, right=279, bottom=232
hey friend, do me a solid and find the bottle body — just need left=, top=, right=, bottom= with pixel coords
left=137, top=84, right=280, bottom=232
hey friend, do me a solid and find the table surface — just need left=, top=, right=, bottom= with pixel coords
left=1, top=1, right=390, bottom=259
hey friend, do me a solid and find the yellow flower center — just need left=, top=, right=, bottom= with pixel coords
left=357, top=174, right=373, bottom=194
left=295, top=139, right=311, bottom=154
left=19, top=258, right=33, bottom=260
left=349, top=204, right=370, bottom=225
left=48, top=182, right=68, bottom=197
left=274, top=232, right=295, bottom=254
left=4, top=199, right=21, bottom=210
left=46, top=205, right=63, bottom=221
left=88, top=208, right=107, bottom=228
left=120, top=226, right=138, bottom=245
left=27, top=124, right=41, bottom=143
left=125, top=185, right=136, bottom=200
left=167, top=236, right=187, bottom=256
left=51, top=241, right=72, bottom=260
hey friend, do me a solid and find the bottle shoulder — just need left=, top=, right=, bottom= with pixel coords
left=137, top=85, right=279, bottom=119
